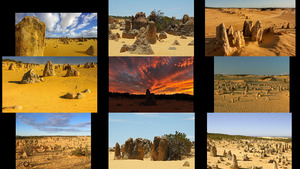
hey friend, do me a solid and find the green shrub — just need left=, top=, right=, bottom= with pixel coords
left=150, top=9, right=175, bottom=32
left=21, top=139, right=36, bottom=156
left=71, top=146, right=91, bottom=157
left=164, top=131, right=192, bottom=160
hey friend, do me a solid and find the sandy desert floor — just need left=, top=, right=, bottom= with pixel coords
left=109, top=151, right=195, bottom=169
left=109, top=98, right=193, bottom=112
left=214, top=75, right=289, bottom=112
left=205, top=8, right=295, bottom=56
left=2, top=62, right=97, bottom=113
left=44, top=39, right=97, bottom=56
left=16, top=136, right=91, bottom=169
left=207, top=138, right=292, bottom=169
left=109, top=29, right=194, bottom=56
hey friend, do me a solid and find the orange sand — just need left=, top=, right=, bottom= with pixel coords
left=16, top=136, right=91, bottom=169
left=205, top=8, right=295, bottom=56
left=207, top=139, right=292, bottom=169
left=2, top=62, right=97, bottom=113
left=214, top=75, right=290, bottom=112
left=44, top=39, right=97, bottom=56
left=109, top=151, right=195, bottom=169
left=109, top=29, right=194, bottom=56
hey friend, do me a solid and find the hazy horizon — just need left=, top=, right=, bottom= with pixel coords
left=214, top=57, right=289, bottom=75
left=205, top=0, right=295, bottom=8
left=3, top=56, right=97, bottom=65
left=208, top=132, right=292, bottom=138
left=208, top=113, right=292, bottom=137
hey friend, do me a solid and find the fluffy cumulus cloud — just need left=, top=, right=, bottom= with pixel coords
left=15, top=13, right=97, bottom=38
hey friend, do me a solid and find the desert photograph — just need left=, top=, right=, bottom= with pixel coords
left=16, top=113, right=91, bottom=169
left=205, top=0, right=295, bottom=56
left=109, top=57, right=194, bottom=112
left=109, top=0, right=194, bottom=56
left=15, top=13, right=97, bottom=56
left=109, top=113, right=195, bottom=169
left=2, top=57, right=97, bottom=113
left=214, top=57, right=289, bottom=112
left=207, top=113, right=292, bottom=169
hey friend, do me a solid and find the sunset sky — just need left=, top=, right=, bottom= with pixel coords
left=109, top=57, right=194, bottom=95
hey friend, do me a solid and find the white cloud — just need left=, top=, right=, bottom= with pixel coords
left=60, top=13, right=82, bottom=29
left=16, top=13, right=97, bottom=37
left=73, top=13, right=97, bottom=32
left=36, top=13, right=60, bottom=32
left=77, top=26, right=97, bottom=37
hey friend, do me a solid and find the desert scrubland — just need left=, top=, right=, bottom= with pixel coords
left=207, top=133, right=292, bottom=169
left=109, top=11, right=194, bottom=56
left=16, top=136, right=91, bottom=169
left=214, top=75, right=289, bottom=112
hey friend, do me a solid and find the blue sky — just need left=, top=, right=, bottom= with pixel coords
left=214, top=57, right=289, bottom=75
left=206, top=0, right=295, bottom=8
left=15, top=13, right=97, bottom=38
left=3, top=56, right=97, bottom=65
left=109, top=113, right=195, bottom=148
left=16, top=113, right=91, bottom=136
left=208, top=113, right=292, bottom=137
left=109, top=0, right=194, bottom=19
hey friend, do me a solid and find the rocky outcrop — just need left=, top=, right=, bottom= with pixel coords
left=15, top=16, right=46, bottom=56
left=122, top=30, right=136, bottom=39
left=65, top=67, right=80, bottom=77
left=158, top=31, right=168, bottom=40
left=8, top=63, right=16, bottom=70
left=210, top=146, right=217, bottom=157
left=230, top=154, right=239, bottom=169
left=121, top=137, right=152, bottom=160
left=90, top=62, right=95, bottom=68
left=146, top=21, right=157, bottom=44
left=243, top=20, right=253, bottom=37
left=43, top=61, right=56, bottom=77
left=250, top=20, right=263, bottom=42
left=149, top=11, right=157, bottom=22
left=158, top=137, right=169, bottom=161
left=145, top=89, right=156, bottom=105
left=182, top=14, right=189, bottom=24
left=114, top=142, right=121, bottom=159
left=122, top=37, right=154, bottom=55
left=215, top=23, right=236, bottom=56
left=132, top=12, right=148, bottom=29
left=125, top=19, right=131, bottom=31
left=86, top=45, right=95, bottom=56
left=151, top=136, right=169, bottom=161
left=21, top=69, right=40, bottom=84
left=84, top=62, right=90, bottom=68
